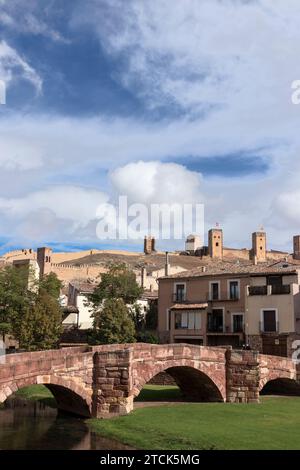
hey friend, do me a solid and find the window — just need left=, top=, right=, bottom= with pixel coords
left=207, top=309, right=224, bottom=332
left=232, top=314, right=244, bottom=332
left=210, top=282, right=220, bottom=300
left=175, top=284, right=186, bottom=302
left=262, top=309, right=277, bottom=332
left=267, top=275, right=282, bottom=287
left=174, top=311, right=201, bottom=330
left=229, top=280, right=239, bottom=300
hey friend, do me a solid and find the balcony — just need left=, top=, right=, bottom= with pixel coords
left=259, top=321, right=279, bottom=333
left=248, top=285, right=268, bottom=296
left=207, top=294, right=239, bottom=302
left=271, top=285, right=291, bottom=295
left=248, top=285, right=291, bottom=296
left=207, top=323, right=224, bottom=333
left=207, top=323, right=245, bottom=334
left=172, top=293, right=187, bottom=303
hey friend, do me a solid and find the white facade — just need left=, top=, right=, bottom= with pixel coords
left=185, top=234, right=203, bottom=253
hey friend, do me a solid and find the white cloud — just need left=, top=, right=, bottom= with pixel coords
left=0, top=40, right=42, bottom=93
left=0, top=1, right=300, bottom=250
left=0, top=186, right=108, bottom=226
left=110, top=160, right=204, bottom=204
left=73, top=0, right=300, bottom=120
left=0, top=0, right=68, bottom=43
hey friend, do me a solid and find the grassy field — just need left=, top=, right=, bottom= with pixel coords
left=135, top=385, right=182, bottom=402
left=8, top=384, right=300, bottom=450
left=88, top=385, right=300, bottom=450
left=14, top=385, right=56, bottom=407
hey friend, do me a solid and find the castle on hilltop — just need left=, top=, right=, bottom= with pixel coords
left=1, top=228, right=300, bottom=288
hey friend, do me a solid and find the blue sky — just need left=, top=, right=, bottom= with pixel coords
left=0, top=0, right=300, bottom=254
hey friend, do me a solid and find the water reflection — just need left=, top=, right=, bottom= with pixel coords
left=0, top=399, right=132, bottom=450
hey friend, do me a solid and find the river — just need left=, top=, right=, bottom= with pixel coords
left=0, top=399, right=132, bottom=450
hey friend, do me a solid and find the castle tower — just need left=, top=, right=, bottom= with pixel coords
left=293, top=235, right=300, bottom=260
left=37, top=247, right=53, bottom=277
left=251, top=231, right=266, bottom=263
left=144, top=236, right=156, bottom=255
left=208, top=228, right=223, bottom=259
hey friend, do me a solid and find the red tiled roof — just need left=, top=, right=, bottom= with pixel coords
left=159, top=260, right=299, bottom=280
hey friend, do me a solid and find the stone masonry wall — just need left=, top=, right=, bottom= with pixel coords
left=0, top=346, right=94, bottom=416
left=92, top=347, right=133, bottom=417
left=0, top=344, right=298, bottom=418
left=226, top=349, right=260, bottom=403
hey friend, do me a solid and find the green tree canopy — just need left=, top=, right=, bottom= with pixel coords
left=0, top=266, right=62, bottom=350
left=16, top=290, right=62, bottom=351
left=91, top=298, right=136, bottom=344
left=0, top=265, right=34, bottom=336
left=89, top=263, right=143, bottom=306
left=39, top=272, right=62, bottom=298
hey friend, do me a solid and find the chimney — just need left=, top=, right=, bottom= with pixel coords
left=253, top=255, right=258, bottom=266
left=141, top=266, right=147, bottom=288
left=165, top=251, right=170, bottom=276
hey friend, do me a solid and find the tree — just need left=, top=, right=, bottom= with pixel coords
left=145, top=301, right=158, bottom=330
left=15, top=290, right=62, bottom=351
left=0, top=265, right=34, bottom=337
left=91, top=298, right=136, bottom=344
left=0, top=265, right=62, bottom=351
left=89, top=263, right=143, bottom=306
left=39, top=272, right=62, bottom=298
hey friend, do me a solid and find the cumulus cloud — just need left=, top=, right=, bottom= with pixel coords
left=110, top=160, right=204, bottom=204
left=0, top=1, right=300, bottom=251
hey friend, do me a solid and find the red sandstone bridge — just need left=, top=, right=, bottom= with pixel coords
left=0, top=344, right=299, bottom=418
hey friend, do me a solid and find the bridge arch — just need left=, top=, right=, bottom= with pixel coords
left=133, top=361, right=225, bottom=402
left=260, top=377, right=300, bottom=396
left=0, top=376, right=91, bottom=418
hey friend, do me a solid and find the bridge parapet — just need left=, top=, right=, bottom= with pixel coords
left=0, top=344, right=299, bottom=418
left=0, top=346, right=94, bottom=416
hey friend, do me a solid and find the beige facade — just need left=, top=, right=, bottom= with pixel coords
left=158, top=266, right=300, bottom=356
left=158, top=272, right=247, bottom=346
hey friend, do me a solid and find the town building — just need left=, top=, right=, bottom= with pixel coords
left=157, top=259, right=300, bottom=357
left=63, top=281, right=96, bottom=330
left=185, top=234, right=203, bottom=254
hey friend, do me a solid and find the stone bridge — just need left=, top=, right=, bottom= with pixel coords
left=0, top=343, right=299, bottom=418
